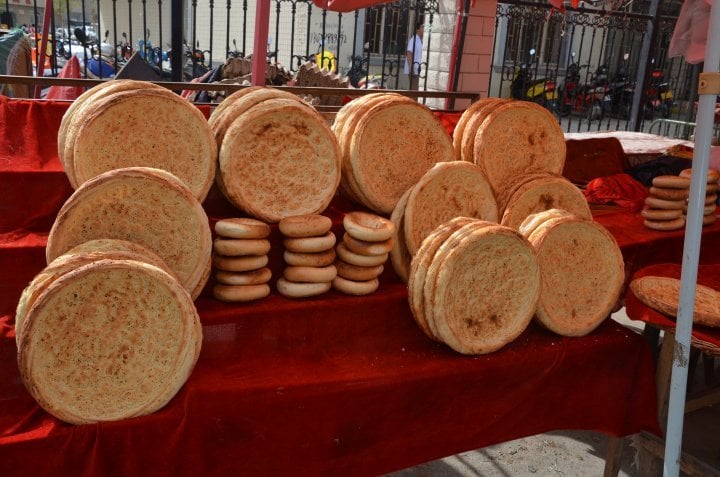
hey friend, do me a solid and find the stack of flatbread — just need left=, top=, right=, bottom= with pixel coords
left=519, top=209, right=625, bottom=336
left=497, top=173, right=592, bottom=230
left=453, top=99, right=566, bottom=195
left=46, top=167, right=212, bottom=300
left=57, top=79, right=217, bottom=202
left=389, top=161, right=498, bottom=282
left=16, top=239, right=202, bottom=425
left=332, top=93, right=455, bottom=214
left=210, top=87, right=341, bottom=223
left=407, top=218, right=541, bottom=355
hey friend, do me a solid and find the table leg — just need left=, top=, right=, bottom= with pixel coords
left=603, top=436, right=625, bottom=477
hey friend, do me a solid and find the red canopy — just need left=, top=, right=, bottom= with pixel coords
left=312, top=0, right=394, bottom=12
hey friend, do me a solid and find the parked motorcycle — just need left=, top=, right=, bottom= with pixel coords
left=72, top=27, right=116, bottom=79
left=557, top=53, right=607, bottom=121
left=510, top=48, right=558, bottom=111
left=643, top=65, right=673, bottom=119
left=604, top=53, right=635, bottom=118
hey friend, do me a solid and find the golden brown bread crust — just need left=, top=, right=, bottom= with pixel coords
left=18, top=259, right=201, bottom=424
left=219, top=99, right=341, bottom=222
left=529, top=216, right=624, bottom=336
left=501, top=176, right=591, bottom=230
left=207, top=86, right=263, bottom=130
left=46, top=167, right=212, bottom=299
left=452, top=98, right=501, bottom=161
left=460, top=98, right=509, bottom=164
left=475, top=101, right=565, bottom=194
left=630, top=276, right=720, bottom=327
left=348, top=99, right=455, bottom=214
left=403, top=161, right=498, bottom=256
left=72, top=89, right=217, bottom=202
left=389, top=187, right=413, bottom=283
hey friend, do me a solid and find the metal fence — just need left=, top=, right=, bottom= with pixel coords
left=4, top=0, right=440, bottom=91
left=490, top=0, right=698, bottom=135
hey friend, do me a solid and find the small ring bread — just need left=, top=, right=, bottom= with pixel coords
left=213, top=283, right=270, bottom=302
left=283, top=231, right=336, bottom=253
left=641, top=208, right=683, bottom=220
left=279, top=214, right=332, bottom=238
left=214, top=238, right=271, bottom=256
left=343, top=212, right=395, bottom=242
left=335, top=260, right=384, bottom=281
left=215, top=218, right=270, bottom=239
left=645, top=196, right=686, bottom=210
left=680, top=168, right=720, bottom=183
left=644, top=217, right=685, bottom=231
left=652, top=175, right=691, bottom=189
left=343, top=233, right=394, bottom=256
left=215, top=267, right=272, bottom=286
left=649, top=187, right=688, bottom=201
left=283, top=249, right=336, bottom=267
left=212, top=254, right=268, bottom=272
left=705, top=194, right=718, bottom=205
left=683, top=204, right=717, bottom=215
left=276, top=277, right=331, bottom=298
left=707, top=183, right=719, bottom=194
left=284, top=265, right=338, bottom=283
left=332, top=276, right=380, bottom=295
left=704, top=214, right=717, bottom=225
left=336, top=242, right=388, bottom=267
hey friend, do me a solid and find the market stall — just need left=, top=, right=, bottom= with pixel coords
left=1, top=95, right=717, bottom=475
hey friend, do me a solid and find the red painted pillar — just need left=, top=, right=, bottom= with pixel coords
left=251, top=0, right=272, bottom=87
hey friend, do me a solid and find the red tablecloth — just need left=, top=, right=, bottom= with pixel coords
left=0, top=97, right=664, bottom=476
left=626, top=263, right=720, bottom=349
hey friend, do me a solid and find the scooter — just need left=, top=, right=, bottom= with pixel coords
left=510, top=48, right=558, bottom=110
left=643, top=64, right=673, bottom=119
left=557, top=53, right=607, bottom=121
left=73, top=27, right=116, bottom=79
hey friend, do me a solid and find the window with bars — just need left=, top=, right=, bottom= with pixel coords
left=503, top=11, right=562, bottom=67
left=363, top=5, right=418, bottom=56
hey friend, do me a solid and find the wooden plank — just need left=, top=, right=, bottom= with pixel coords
left=602, top=436, right=625, bottom=477
left=635, top=431, right=720, bottom=477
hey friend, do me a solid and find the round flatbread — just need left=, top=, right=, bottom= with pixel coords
left=46, top=167, right=212, bottom=299
left=460, top=98, right=510, bottom=165
left=207, top=86, right=263, bottom=129
left=71, top=89, right=217, bottom=202
left=211, top=87, right=316, bottom=147
left=430, top=222, right=540, bottom=354
left=451, top=98, right=500, bottom=161
left=348, top=98, right=455, bottom=214
left=218, top=99, right=341, bottom=222
left=389, top=187, right=413, bottom=282
left=528, top=216, right=624, bottom=336
left=501, top=176, right=591, bottom=230
left=474, top=101, right=565, bottom=194
left=404, top=161, right=498, bottom=256
left=58, top=80, right=167, bottom=188
left=18, top=259, right=201, bottom=425
left=630, top=276, right=720, bottom=328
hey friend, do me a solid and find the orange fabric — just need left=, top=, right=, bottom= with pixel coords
left=45, top=56, right=84, bottom=101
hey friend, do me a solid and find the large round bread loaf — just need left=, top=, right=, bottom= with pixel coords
left=335, top=94, right=414, bottom=205
left=389, top=187, right=413, bottom=282
left=15, top=240, right=173, bottom=344
left=474, top=102, right=565, bottom=194
left=58, top=80, right=167, bottom=188
left=46, top=167, right=212, bottom=299
left=218, top=98, right=341, bottom=222
left=210, top=87, right=316, bottom=147
left=528, top=214, right=624, bottom=336
left=207, top=85, right=262, bottom=129
left=348, top=98, right=455, bottom=214
left=501, top=175, right=591, bottom=230
left=428, top=222, right=540, bottom=354
left=460, top=98, right=510, bottom=164
left=17, top=259, right=201, bottom=425
left=403, top=161, right=498, bottom=256
left=630, top=276, right=720, bottom=328
left=451, top=98, right=499, bottom=161
left=71, top=89, right=217, bottom=202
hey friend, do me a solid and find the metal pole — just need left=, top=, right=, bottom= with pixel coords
left=170, top=0, right=183, bottom=82
left=251, top=0, right=271, bottom=86
left=628, top=0, right=660, bottom=131
left=663, top=0, right=720, bottom=475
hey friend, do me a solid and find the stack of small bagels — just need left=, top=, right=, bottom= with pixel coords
left=277, top=214, right=337, bottom=298
left=212, top=218, right=272, bottom=302
left=333, top=212, right=395, bottom=295
left=643, top=175, right=690, bottom=231
left=679, top=168, right=719, bottom=227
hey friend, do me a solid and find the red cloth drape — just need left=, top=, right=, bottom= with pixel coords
left=0, top=97, right=667, bottom=476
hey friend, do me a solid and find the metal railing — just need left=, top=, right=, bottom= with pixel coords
left=4, top=0, right=444, bottom=96
left=490, top=0, right=696, bottom=134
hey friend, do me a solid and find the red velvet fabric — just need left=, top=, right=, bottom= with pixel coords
left=584, top=174, right=649, bottom=212
left=44, top=56, right=84, bottom=101
left=626, top=263, right=720, bottom=348
left=0, top=98, right=664, bottom=476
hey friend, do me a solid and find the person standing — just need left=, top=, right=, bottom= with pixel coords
left=404, top=21, right=424, bottom=91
